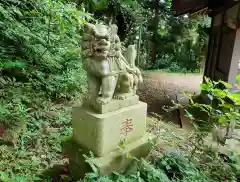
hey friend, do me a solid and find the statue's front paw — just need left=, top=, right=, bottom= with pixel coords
left=96, top=97, right=111, bottom=105
left=114, top=95, right=125, bottom=100
left=84, top=94, right=92, bottom=101
left=114, top=94, right=128, bottom=100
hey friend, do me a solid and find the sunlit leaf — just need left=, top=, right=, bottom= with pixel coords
left=218, top=116, right=227, bottom=124
left=236, top=74, right=240, bottom=81
left=126, top=153, right=133, bottom=159
left=229, top=93, right=240, bottom=104
left=220, top=103, right=233, bottom=109
left=213, top=88, right=226, bottom=98
left=219, top=80, right=232, bottom=89
left=200, top=83, right=210, bottom=91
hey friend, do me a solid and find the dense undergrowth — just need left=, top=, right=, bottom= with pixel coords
left=0, top=0, right=86, bottom=180
left=78, top=141, right=240, bottom=182
left=80, top=151, right=213, bottom=182
left=0, top=0, right=87, bottom=138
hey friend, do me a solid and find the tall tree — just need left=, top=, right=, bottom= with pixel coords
left=138, top=0, right=171, bottom=63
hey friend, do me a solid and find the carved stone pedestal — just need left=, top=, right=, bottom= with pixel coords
left=64, top=133, right=154, bottom=180
left=72, top=101, right=147, bottom=157
left=65, top=101, right=154, bottom=180
left=83, top=95, right=140, bottom=114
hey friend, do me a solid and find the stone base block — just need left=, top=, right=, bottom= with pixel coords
left=83, top=95, right=139, bottom=114
left=64, top=133, right=155, bottom=180
left=72, top=101, right=147, bottom=157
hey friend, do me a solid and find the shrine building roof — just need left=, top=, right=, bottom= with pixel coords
left=172, top=0, right=240, bottom=16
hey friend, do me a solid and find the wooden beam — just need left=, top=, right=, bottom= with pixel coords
left=172, top=0, right=208, bottom=16
left=191, top=7, right=208, bottom=16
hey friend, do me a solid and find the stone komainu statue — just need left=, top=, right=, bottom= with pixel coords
left=82, top=23, right=143, bottom=105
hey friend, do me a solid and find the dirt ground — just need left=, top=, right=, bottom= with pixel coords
left=138, top=71, right=203, bottom=127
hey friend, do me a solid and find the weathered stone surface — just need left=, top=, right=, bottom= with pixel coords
left=82, top=23, right=143, bottom=109
left=64, top=133, right=155, bottom=180
left=83, top=95, right=139, bottom=114
left=72, top=102, right=147, bottom=157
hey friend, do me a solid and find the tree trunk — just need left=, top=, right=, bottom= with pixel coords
left=151, top=6, right=160, bottom=64
left=151, top=42, right=157, bottom=64
left=137, top=24, right=142, bottom=66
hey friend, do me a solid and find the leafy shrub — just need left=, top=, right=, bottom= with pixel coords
left=0, top=0, right=88, bottom=136
left=0, top=1, right=87, bottom=179
left=80, top=151, right=213, bottom=182
left=168, top=62, right=182, bottom=73
left=166, top=76, right=240, bottom=141
left=0, top=171, right=41, bottom=182
left=0, top=0, right=88, bottom=96
left=163, top=76, right=240, bottom=181
left=139, top=159, right=171, bottom=182
left=0, top=104, right=73, bottom=181
left=154, top=151, right=212, bottom=182
left=192, top=146, right=239, bottom=181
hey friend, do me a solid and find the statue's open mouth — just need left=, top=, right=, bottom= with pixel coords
left=96, top=49, right=102, bottom=53
left=95, top=47, right=108, bottom=53
left=95, top=49, right=108, bottom=58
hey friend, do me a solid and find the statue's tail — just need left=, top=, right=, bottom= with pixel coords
left=124, top=45, right=137, bottom=67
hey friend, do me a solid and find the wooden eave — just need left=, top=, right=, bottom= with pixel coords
left=171, top=0, right=208, bottom=16
left=172, top=0, right=240, bottom=16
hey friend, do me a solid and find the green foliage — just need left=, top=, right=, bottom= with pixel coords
left=71, top=0, right=209, bottom=73
left=80, top=151, right=213, bottom=182
left=0, top=0, right=87, bottom=131
left=0, top=171, right=41, bottom=182
left=139, top=159, right=171, bottom=182
left=149, top=14, right=210, bottom=72
left=132, top=0, right=210, bottom=72
left=0, top=0, right=88, bottom=96
left=0, top=0, right=86, bottom=180
left=76, top=0, right=209, bottom=73
left=155, top=151, right=213, bottom=182
left=0, top=104, right=72, bottom=181
left=193, top=146, right=239, bottom=181
left=161, top=76, right=240, bottom=181
left=164, top=77, right=240, bottom=181
left=178, top=77, right=240, bottom=137
left=228, top=151, right=240, bottom=174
